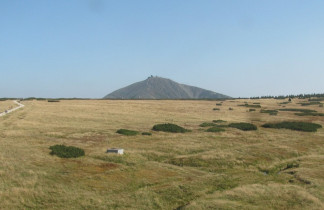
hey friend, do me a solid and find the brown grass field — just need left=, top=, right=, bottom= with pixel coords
left=0, top=98, right=324, bottom=209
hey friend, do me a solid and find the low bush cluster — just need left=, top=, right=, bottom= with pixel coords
left=238, top=103, right=261, bottom=108
left=200, top=122, right=216, bottom=127
left=279, top=101, right=290, bottom=105
left=48, top=100, right=60, bottom=102
left=49, top=145, right=85, bottom=158
left=152, top=123, right=189, bottom=133
left=213, top=120, right=227, bottom=123
left=116, top=129, right=139, bottom=136
left=229, top=122, right=257, bottom=131
left=262, top=121, right=322, bottom=132
left=295, top=112, right=324, bottom=116
left=213, top=108, right=220, bottom=111
left=279, top=108, right=324, bottom=116
left=279, top=108, right=317, bottom=113
left=142, top=132, right=152, bottom=136
left=260, top=109, right=278, bottom=115
left=298, top=102, right=321, bottom=106
left=309, top=98, right=324, bottom=102
left=206, top=127, right=225, bottom=132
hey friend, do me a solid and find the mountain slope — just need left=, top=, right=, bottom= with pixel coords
left=104, top=76, right=230, bottom=99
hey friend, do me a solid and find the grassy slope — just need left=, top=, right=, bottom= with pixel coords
left=0, top=100, right=19, bottom=113
left=0, top=99, right=324, bottom=209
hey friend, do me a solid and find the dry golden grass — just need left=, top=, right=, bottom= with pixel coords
left=0, top=98, right=324, bottom=209
left=0, top=100, right=18, bottom=113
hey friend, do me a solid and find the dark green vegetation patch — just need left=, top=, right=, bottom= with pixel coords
left=238, top=103, right=261, bottom=108
left=142, top=132, right=152, bottom=136
left=279, top=108, right=317, bottom=113
left=229, top=123, right=257, bottom=131
left=262, top=121, right=322, bottom=132
left=298, top=102, right=321, bottom=106
left=249, top=109, right=256, bottom=112
left=279, top=108, right=324, bottom=116
left=49, top=145, right=85, bottom=158
left=47, top=100, right=60, bottom=102
left=309, top=98, right=324, bottom=102
left=116, top=129, right=139, bottom=136
left=152, top=123, right=189, bottom=133
left=216, top=103, right=222, bottom=106
left=260, top=109, right=278, bottom=115
left=295, top=112, right=324, bottom=116
left=279, top=101, right=290, bottom=105
left=213, top=120, right=227, bottom=123
left=213, top=108, right=220, bottom=111
left=200, top=122, right=216, bottom=127
left=206, top=127, right=225, bottom=132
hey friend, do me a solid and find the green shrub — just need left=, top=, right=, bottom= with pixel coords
left=216, top=103, right=222, bottom=106
left=229, top=107, right=233, bottom=111
left=279, top=101, right=290, bottom=105
left=262, top=121, right=322, bottom=132
left=200, top=122, right=216, bottom=127
left=48, top=100, right=60, bottom=102
left=238, top=104, right=261, bottom=108
left=253, top=102, right=260, bottom=104
left=116, top=129, right=139, bottom=136
left=249, top=109, right=256, bottom=112
left=213, top=120, right=227, bottom=123
left=298, top=102, right=321, bottom=106
left=206, top=127, right=225, bottom=132
left=260, top=109, right=278, bottom=115
left=142, top=132, right=152, bottom=136
left=213, top=108, right=220, bottom=111
left=229, top=123, right=257, bottom=131
left=152, top=123, right=189, bottom=133
left=49, top=145, right=85, bottom=158
left=295, top=112, right=324, bottom=116
left=279, top=108, right=317, bottom=113
left=309, top=98, right=324, bottom=102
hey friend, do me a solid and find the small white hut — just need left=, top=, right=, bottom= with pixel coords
left=106, top=148, right=124, bottom=155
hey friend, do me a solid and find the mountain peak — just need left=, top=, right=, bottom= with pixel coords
left=104, top=77, right=230, bottom=99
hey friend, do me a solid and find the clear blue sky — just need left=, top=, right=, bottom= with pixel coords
left=1, top=0, right=323, bottom=98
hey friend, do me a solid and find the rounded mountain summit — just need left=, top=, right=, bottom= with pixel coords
left=104, top=76, right=231, bottom=99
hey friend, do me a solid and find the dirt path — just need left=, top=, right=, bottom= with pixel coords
left=0, top=101, right=25, bottom=117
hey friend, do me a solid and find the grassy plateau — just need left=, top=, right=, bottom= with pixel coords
left=0, top=99, right=324, bottom=209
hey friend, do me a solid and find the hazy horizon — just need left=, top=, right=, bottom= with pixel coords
left=1, top=0, right=324, bottom=98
